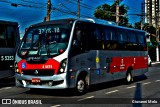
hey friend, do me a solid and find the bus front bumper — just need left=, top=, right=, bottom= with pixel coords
left=15, top=73, right=68, bottom=89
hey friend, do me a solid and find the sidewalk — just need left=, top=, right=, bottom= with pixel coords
left=152, top=61, right=160, bottom=65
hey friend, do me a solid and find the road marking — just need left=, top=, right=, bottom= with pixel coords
left=51, top=105, right=61, bottom=107
left=155, top=80, right=160, bottom=82
left=105, top=90, right=119, bottom=94
left=0, top=87, right=12, bottom=91
left=77, top=96, right=95, bottom=101
left=126, top=86, right=136, bottom=89
left=142, top=82, right=151, bottom=85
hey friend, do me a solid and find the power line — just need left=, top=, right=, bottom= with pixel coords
left=0, top=0, right=46, bottom=8
left=20, top=0, right=46, bottom=5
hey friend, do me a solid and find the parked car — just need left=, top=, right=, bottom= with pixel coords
left=148, top=55, right=152, bottom=67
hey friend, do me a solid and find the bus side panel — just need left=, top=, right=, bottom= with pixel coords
left=68, top=50, right=114, bottom=87
left=68, top=50, right=148, bottom=87
left=99, top=50, right=148, bottom=82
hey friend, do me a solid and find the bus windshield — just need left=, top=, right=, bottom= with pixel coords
left=19, top=24, right=71, bottom=57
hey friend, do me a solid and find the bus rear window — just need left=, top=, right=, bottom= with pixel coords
left=0, top=25, right=16, bottom=48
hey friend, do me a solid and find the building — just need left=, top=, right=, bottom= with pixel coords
left=145, top=0, right=159, bottom=27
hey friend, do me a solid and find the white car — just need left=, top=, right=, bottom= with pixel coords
left=148, top=55, right=152, bottom=67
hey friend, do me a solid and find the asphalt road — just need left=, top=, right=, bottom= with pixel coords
left=0, top=63, right=160, bottom=107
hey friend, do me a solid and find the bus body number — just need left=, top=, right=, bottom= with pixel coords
left=1, top=56, right=14, bottom=61
left=42, top=65, right=52, bottom=69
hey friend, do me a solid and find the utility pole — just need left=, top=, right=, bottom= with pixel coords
left=77, top=0, right=80, bottom=18
left=46, top=0, right=51, bottom=21
left=154, top=0, right=159, bottom=61
left=155, top=16, right=159, bottom=61
left=140, top=2, right=145, bottom=30
left=115, top=0, right=119, bottom=25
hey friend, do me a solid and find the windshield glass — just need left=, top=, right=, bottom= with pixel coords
left=19, top=24, right=71, bottom=57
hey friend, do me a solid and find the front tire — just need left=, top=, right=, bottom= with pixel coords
left=76, top=78, right=87, bottom=95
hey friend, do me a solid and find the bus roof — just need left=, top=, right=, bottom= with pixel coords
left=29, top=18, right=75, bottom=28
left=29, top=18, right=146, bottom=33
left=0, top=20, right=18, bottom=25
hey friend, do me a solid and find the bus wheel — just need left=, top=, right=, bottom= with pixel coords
left=126, top=71, right=133, bottom=84
left=76, top=78, right=87, bottom=95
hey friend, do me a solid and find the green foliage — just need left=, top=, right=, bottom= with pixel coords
left=143, top=23, right=158, bottom=48
left=143, top=23, right=156, bottom=34
left=134, top=22, right=141, bottom=29
left=94, top=1, right=130, bottom=27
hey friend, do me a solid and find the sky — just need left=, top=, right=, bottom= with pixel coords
left=0, top=0, right=144, bottom=35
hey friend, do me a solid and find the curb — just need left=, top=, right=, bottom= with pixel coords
left=152, top=62, right=160, bottom=65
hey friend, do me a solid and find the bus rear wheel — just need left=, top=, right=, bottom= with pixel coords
left=76, top=78, right=87, bottom=95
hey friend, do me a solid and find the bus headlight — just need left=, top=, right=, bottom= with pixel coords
left=16, top=68, right=19, bottom=73
left=58, top=59, right=67, bottom=74
left=60, top=68, right=64, bottom=72
left=15, top=67, right=21, bottom=74
left=15, top=61, right=21, bottom=74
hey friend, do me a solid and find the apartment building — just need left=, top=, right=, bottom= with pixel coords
left=145, top=0, right=159, bottom=27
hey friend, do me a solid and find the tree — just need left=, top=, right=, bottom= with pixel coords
left=143, top=23, right=156, bottom=35
left=94, top=1, right=130, bottom=27
left=134, top=22, right=141, bottom=29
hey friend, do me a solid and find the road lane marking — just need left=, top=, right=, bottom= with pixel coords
left=105, top=90, right=119, bottom=94
left=126, top=86, right=136, bottom=89
left=142, top=82, right=151, bottom=85
left=51, top=105, right=61, bottom=107
left=0, top=87, right=12, bottom=91
left=77, top=96, right=95, bottom=101
left=155, top=80, right=160, bottom=82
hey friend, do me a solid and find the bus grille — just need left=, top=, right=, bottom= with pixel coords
left=22, top=70, right=54, bottom=76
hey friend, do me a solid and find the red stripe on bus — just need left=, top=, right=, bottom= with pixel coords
left=17, top=58, right=60, bottom=74
left=109, top=56, right=148, bottom=73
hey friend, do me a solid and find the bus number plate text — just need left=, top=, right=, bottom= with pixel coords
left=32, top=78, right=41, bottom=83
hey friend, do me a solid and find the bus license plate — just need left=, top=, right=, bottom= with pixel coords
left=32, top=78, right=41, bottom=83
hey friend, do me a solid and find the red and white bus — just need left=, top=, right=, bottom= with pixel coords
left=15, top=18, right=148, bottom=94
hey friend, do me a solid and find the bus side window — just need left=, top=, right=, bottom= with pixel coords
left=127, top=32, right=138, bottom=51
left=110, top=29, right=118, bottom=50
left=70, top=24, right=83, bottom=56
left=0, top=25, right=6, bottom=47
left=117, top=31, right=127, bottom=50
left=89, top=24, right=97, bottom=50
left=138, top=34, right=146, bottom=51
left=94, top=27, right=102, bottom=50
left=7, top=26, right=16, bottom=47
left=104, top=28, right=111, bottom=50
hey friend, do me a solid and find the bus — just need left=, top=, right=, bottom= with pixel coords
left=0, top=20, right=20, bottom=78
left=15, top=18, right=148, bottom=94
